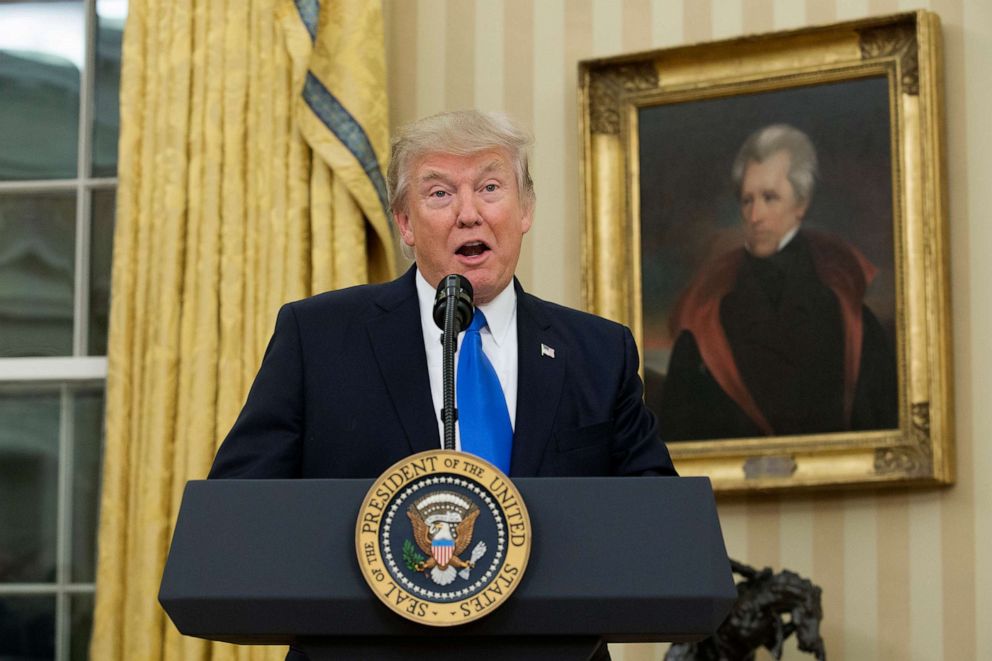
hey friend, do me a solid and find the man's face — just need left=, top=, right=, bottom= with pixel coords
left=394, top=149, right=533, bottom=305
left=739, top=149, right=808, bottom=258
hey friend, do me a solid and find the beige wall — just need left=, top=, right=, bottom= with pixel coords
left=383, top=1, right=991, bottom=659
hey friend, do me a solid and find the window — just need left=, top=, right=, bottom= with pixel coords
left=0, top=1, right=126, bottom=658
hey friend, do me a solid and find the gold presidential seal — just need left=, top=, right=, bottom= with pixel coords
left=355, top=450, right=531, bottom=626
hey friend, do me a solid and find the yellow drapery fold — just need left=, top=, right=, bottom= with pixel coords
left=90, top=1, right=394, bottom=659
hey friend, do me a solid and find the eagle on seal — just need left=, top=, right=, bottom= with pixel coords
left=407, top=491, right=484, bottom=585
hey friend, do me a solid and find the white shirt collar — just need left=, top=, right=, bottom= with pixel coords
left=776, top=225, right=800, bottom=252
left=414, top=270, right=516, bottom=344
left=743, top=225, right=800, bottom=256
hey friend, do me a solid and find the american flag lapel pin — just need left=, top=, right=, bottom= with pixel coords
left=541, top=343, right=556, bottom=358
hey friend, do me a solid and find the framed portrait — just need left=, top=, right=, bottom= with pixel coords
left=579, top=11, right=952, bottom=492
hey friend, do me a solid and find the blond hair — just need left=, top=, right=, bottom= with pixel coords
left=387, top=110, right=535, bottom=213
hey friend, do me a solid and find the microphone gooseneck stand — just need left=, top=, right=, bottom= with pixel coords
left=441, top=291, right=459, bottom=451
left=434, top=275, right=474, bottom=451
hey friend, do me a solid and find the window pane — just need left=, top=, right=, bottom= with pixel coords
left=0, top=595, right=55, bottom=659
left=88, top=189, right=115, bottom=356
left=69, top=593, right=93, bottom=661
left=92, top=0, right=127, bottom=177
left=0, top=192, right=76, bottom=357
left=70, top=387, right=103, bottom=583
left=0, top=1, right=84, bottom=181
left=0, top=386, right=60, bottom=584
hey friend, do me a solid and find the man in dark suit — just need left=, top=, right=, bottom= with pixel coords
left=654, top=124, right=897, bottom=441
left=209, top=110, right=676, bottom=480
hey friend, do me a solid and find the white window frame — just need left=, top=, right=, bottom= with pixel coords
left=0, top=1, right=119, bottom=659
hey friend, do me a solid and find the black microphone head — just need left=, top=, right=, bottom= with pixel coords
left=433, top=274, right=475, bottom=332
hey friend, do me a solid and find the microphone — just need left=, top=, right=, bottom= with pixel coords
left=433, top=275, right=474, bottom=451
left=433, top=274, right=474, bottom=333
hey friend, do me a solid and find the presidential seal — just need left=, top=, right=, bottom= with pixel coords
left=355, top=450, right=531, bottom=626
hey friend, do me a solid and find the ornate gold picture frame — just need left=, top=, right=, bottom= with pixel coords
left=579, top=11, right=952, bottom=493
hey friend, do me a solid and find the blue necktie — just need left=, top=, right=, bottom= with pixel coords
left=457, top=310, right=513, bottom=473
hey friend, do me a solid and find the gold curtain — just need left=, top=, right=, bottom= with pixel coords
left=90, top=1, right=394, bottom=659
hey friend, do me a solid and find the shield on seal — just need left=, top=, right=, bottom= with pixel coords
left=432, top=538, right=454, bottom=566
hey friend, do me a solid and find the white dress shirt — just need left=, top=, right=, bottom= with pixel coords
left=415, top=270, right=518, bottom=450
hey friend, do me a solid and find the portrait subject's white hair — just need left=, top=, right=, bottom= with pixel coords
left=731, top=124, right=819, bottom=203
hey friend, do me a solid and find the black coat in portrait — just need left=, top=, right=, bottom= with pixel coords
left=652, top=230, right=897, bottom=441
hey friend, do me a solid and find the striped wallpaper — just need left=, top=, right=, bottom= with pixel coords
left=383, top=1, right=990, bottom=659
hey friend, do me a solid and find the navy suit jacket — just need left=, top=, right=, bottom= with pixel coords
left=208, top=267, right=676, bottom=479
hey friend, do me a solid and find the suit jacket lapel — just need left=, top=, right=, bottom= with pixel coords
left=510, top=283, right=565, bottom=476
left=367, top=267, right=440, bottom=455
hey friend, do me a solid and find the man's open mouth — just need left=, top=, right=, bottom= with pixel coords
left=456, top=241, right=490, bottom=257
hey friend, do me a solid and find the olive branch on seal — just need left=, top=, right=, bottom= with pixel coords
left=402, top=539, right=426, bottom=571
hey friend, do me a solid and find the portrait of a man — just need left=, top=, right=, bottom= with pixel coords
left=650, top=123, right=898, bottom=441
left=583, top=15, right=952, bottom=490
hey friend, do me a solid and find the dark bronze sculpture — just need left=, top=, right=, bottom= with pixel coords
left=666, top=559, right=826, bottom=661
